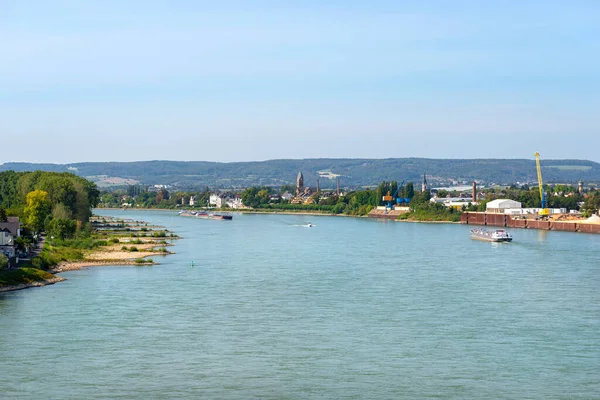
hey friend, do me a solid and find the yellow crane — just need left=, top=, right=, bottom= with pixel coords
left=534, top=152, right=549, bottom=215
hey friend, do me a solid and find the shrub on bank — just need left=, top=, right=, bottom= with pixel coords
left=0, top=268, right=57, bottom=286
left=31, top=247, right=84, bottom=270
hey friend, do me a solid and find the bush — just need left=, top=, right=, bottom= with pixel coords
left=121, top=246, right=129, bottom=251
left=111, top=238, right=120, bottom=243
left=129, top=246, right=139, bottom=252
left=0, top=254, right=8, bottom=270
left=31, top=247, right=84, bottom=270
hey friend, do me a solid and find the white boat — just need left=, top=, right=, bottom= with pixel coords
left=470, top=228, right=512, bottom=242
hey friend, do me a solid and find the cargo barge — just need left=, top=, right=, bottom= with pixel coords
left=179, top=210, right=233, bottom=220
left=470, top=228, right=513, bottom=242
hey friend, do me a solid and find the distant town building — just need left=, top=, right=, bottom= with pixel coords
left=292, top=171, right=314, bottom=204
left=430, top=197, right=476, bottom=209
left=189, top=196, right=195, bottom=206
left=281, top=192, right=294, bottom=201
left=225, top=195, right=244, bottom=209
left=296, top=171, right=304, bottom=195
left=422, top=173, right=428, bottom=192
left=0, top=217, right=21, bottom=258
left=209, top=194, right=223, bottom=208
left=486, top=199, right=522, bottom=213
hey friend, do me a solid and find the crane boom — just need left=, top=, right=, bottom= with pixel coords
left=534, top=152, right=549, bottom=215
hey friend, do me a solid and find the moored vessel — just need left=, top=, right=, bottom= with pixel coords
left=470, top=228, right=512, bottom=242
left=179, top=210, right=233, bottom=220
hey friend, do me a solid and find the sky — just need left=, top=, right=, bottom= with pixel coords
left=1, top=0, right=599, bottom=163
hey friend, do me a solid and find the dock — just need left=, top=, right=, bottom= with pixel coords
left=461, top=212, right=600, bottom=234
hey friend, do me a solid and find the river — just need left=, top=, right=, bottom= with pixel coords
left=1, top=210, right=599, bottom=399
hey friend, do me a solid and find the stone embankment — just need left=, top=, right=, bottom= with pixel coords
left=461, top=212, right=600, bottom=234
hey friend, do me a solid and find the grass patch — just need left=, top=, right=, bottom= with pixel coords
left=30, top=246, right=84, bottom=270
left=0, top=268, right=57, bottom=286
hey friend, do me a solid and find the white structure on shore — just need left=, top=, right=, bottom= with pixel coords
left=430, top=197, right=477, bottom=209
left=486, top=199, right=522, bottom=213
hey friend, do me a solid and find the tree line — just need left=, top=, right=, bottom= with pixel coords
left=0, top=170, right=99, bottom=240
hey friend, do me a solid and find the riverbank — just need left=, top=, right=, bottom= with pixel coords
left=0, top=268, right=66, bottom=293
left=98, top=206, right=460, bottom=222
left=0, top=215, right=178, bottom=293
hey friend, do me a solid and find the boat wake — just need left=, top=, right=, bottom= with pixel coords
left=292, top=223, right=316, bottom=228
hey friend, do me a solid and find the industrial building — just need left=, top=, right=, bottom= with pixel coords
left=485, top=199, right=522, bottom=213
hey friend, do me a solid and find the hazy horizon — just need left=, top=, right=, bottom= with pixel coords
left=2, top=155, right=600, bottom=166
left=2, top=1, right=599, bottom=163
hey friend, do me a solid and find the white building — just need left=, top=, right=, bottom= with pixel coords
left=486, top=199, right=522, bottom=213
left=225, top=197, right=244, bottom=209
left=431, top=197, right=477, bottom=209
left=189, top=196, right=195, bottom=206
left=0, top=217, right=21, bottom=257
left=508, top=208, right=567, bottom=215
left=209, top=194, right=223, bottom=208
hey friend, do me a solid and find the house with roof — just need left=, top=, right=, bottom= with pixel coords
left=281, top=192, right=294, bottom=202
left=0, top=217, right=21, bottom=258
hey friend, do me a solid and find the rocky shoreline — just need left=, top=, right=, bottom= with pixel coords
left=0, top=277, right=66, bottom=293
left=50, top=259, right=156, bottom=273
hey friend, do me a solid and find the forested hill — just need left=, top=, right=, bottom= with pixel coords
left=1, top=158, right=599, bottom=189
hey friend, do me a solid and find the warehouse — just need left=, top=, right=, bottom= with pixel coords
left=486, top=199, right=522, bottom=213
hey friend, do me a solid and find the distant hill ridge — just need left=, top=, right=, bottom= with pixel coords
left=1, top=158, right=599, bottom=189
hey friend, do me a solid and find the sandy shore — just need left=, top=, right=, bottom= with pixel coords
left=49, top=244, right=171, bottom=273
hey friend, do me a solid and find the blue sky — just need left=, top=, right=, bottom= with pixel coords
left=1, top=0, right=599, bottom=163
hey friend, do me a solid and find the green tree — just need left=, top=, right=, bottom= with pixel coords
left=0, top=207, right=7, bottom=222
left=280, top=184, right=296, bottom=194
left=156, top=188, right=169, bottom=203
left=436, top=189, right=448, bottom=198
left=241, top=187, right=258, bottom=207
left=46, top=218, right=77, bottom=240
left=23, top=190, right=51, bottom=233
left=405, top=182, right=415, bottom=199
left=256, top=189, right=270, bottom=205
left=0, top=254, right=8, bottom=270
left=52, top=203, right=72, bottom=220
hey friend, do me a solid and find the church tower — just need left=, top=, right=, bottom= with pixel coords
left=296, top=171, right=304, bottom=195
left=422, top=173, right=428, bottom=192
